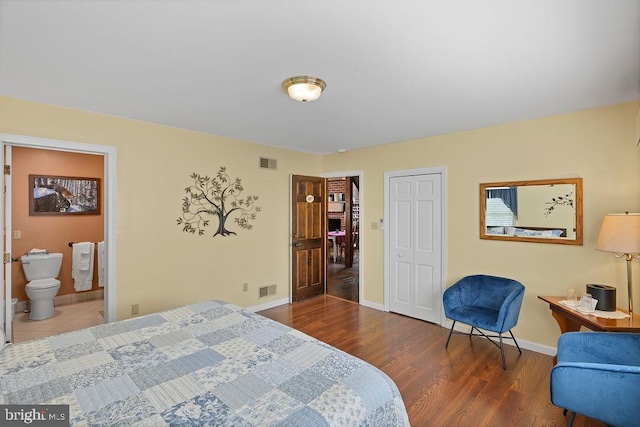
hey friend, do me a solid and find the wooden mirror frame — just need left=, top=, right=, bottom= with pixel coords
left=480, top=178, right=583, bottom=245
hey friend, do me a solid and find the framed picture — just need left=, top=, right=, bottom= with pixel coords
left=29, top=175, right=101, bottom=215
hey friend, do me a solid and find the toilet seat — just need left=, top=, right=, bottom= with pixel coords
left=26, top=278, right=61, bottom=290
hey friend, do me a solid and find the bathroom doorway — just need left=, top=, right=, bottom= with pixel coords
left=0, top=133, right=117, bottom=342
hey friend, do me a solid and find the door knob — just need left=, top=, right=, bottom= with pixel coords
left=292, top=242, right=301, bottom=248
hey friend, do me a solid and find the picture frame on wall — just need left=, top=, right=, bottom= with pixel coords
left=29, top=175, right=100, bottom=215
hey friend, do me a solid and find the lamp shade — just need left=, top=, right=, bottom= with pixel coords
left=596, top=213, right=640, bottom=254
left=282, top=76, right=326, bottom=102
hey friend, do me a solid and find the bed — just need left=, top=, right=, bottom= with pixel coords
left=486, top=226, right=566, bottom=238
left=0, top=300, right=409, bottom=426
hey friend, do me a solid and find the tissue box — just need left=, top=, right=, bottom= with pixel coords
left=586, top=284, right=616, bottom=311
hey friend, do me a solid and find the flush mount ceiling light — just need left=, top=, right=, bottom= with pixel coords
left=282, top=76, right=326, bottom=102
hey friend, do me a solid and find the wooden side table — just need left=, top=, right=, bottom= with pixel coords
left=538, top=295, right=640, bottom=333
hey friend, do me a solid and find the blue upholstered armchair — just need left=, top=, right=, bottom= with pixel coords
left=551, top=332, right=640, bottom=427
left=443, top=274, right=525, bottom=369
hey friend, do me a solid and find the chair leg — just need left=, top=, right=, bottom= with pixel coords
left=563, top=409, right=568, bottom=416
left=499, top=333, right=507, bottom=370
left=567, top=411, right=575, bottom=427
left=510, top=330, right=522, bottom=354
left=445, top=321, right=456, bottom=348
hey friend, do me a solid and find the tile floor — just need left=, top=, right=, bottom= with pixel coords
left=12, top=298, right=105, bottom=343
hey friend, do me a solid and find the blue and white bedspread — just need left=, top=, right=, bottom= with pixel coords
left=0, top=300, right=409, bottom=426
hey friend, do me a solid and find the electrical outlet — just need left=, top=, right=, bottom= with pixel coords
left=371, top=221, right=378, bottom=230
left=131, top=304, right=139, bottom=315
left=243, top=283, right=248, bottom=292
left=13, top=230, right=21, bottom=239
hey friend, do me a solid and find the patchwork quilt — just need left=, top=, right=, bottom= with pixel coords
left=0, top=300, right=409, bottom=426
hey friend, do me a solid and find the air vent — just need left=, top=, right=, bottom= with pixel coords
left=259, top=157, right=277, bottom=170
left=258, top=284, right=277, bottom=298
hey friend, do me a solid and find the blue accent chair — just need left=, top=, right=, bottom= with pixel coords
left=551, top=332, right=640, bottom=427
left=443, top=274, right=525, bottom=369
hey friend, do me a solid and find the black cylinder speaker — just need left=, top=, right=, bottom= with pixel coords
left=586, top=284, right=617, bottom=311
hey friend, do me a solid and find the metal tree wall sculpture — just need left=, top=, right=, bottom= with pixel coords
left=177, top=167, right=261, bottom=237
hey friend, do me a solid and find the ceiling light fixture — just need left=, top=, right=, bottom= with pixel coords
left=282, top=76, right=326, bottom=102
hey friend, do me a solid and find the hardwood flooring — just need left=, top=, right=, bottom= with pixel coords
left=258, top=295, right=605, bottom=427
left=326, top=258, right=359, bottom=302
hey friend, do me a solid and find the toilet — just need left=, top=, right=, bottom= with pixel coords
left=21, top=252, right=63, bottom=320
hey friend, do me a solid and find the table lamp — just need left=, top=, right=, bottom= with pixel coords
left=596, top=212, right=640, bottom=318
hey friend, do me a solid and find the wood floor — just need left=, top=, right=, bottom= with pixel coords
left=258, top=295, right=605, bottom=427
left=326, top=258, right=359, bottom=302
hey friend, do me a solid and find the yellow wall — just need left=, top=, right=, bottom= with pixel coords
left=2, top=95, right=638, bottom=348
left=516, top=184, right=576, bottom=238
left=322, top=102, right=640, bottom=348
left=0, top=96, right=321, bottom=319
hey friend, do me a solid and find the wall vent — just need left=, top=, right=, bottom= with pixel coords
left=258, top=284, right=277, bottom=298
left=259, top=157, right=277, bottom=170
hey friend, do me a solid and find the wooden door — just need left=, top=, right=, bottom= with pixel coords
left=389, top=173, right=442, bottom=323
left=291, top=175, right=325, bottom=302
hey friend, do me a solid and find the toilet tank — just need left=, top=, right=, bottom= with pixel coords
left=20, top=253, right=63, bottom=281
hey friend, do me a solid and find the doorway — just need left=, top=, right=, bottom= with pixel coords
left=326, top=176, right=359, bottom=303
left=323, top=171, right=363, bottom=304
left=384, top=167, right=446, bottom=324
left=1, top=133, right=117, bottom=342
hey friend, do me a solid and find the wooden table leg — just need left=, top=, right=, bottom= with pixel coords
left=551, top=309, right=582, bottom=334
left=550, top=309, right=581, bottom=364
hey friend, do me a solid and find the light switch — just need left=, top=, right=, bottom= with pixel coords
left=13, top=230, right=21, bottom=239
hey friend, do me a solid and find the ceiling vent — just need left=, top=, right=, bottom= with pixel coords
left=259, top=157, right=277, bottom=170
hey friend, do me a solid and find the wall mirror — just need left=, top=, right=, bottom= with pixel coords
left=480, top=178, right=583, bottom=245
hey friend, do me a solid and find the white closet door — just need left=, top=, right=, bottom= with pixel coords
left=389, top=173, right=442, bottom=323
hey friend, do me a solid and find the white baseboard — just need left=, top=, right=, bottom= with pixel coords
left=360, top=299, right=385, bottom=311
left=247, top=298, right=289, bottom=313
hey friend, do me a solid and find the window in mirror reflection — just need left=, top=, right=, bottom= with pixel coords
left=486, top=187, right=517, bottom=227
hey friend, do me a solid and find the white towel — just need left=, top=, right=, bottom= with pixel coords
left=76, top=242, right=92, bottom=270
left=72, top=242, right=94, bottom=291
left=97, top=241, right=105, bottom=288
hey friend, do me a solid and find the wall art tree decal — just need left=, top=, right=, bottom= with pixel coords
left=544, top=192, right=574, bottom=217
left=177, top=167, right=261, bottom=237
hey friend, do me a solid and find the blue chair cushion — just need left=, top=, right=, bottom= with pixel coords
left=443, top=274, right=525, bottom=333
left=446, top=306, right=500, bottom=332
left=551, top=332, right=640, bottom=426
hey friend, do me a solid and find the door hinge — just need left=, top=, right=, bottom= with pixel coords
left=4, top=165, right=10, bottom=175
left=3, top=253, right=10, bottom=264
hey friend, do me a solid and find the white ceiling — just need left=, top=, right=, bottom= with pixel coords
left=1, top=1, right=638, bottom=155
